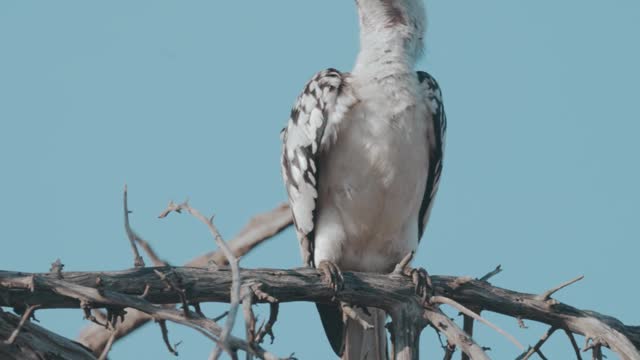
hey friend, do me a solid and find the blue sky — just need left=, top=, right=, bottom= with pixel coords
left=1, top=1, right=638, bottom=359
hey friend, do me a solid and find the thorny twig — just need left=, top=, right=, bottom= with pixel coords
left=39, top=275, right=282, bottom=359
left=159, top=200, right=241, bottom=360
left=76, top=202, right=292, bottom=356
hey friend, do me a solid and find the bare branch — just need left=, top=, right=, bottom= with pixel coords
left=477, top=265, right=502, bottom=282
left=157, top=319, right=179, bottom=356
left=460, top=314, right=474, bottom=360
left=4, top=267, right=639, bottom=358
left=0, top=310, right=96, bottom=359
left=518, top=326, right=557, bottom=360
left=432, top=295, right=524, bottom=350
left=422, top=307, right=490, bottom=360
left=242, top=290, right=257, bottom=360
left=77, top=204, right=291, bottom=356
left=3, top=305, right=40, bottom=345
left=538, top=275, right=584, bottom=301
left=206, top=203, right=292, bottom=267
left=565, top=329, right=584, bottom=360
left=214, top=311, right=230, bottom=322
left=97, top=331, right=116, bottom=360
left=123, top=185, right=145, bottom=268
left=159, top=200, right=241, bottom=358
left=153, top=269, right=189, bottom=318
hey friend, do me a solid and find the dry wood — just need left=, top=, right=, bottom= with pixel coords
left=0, top=309, right=96, bottom=359
left=2, top=266, right=638, bottom=359
left=1, top=200, right=637, bottom=359
left=75, top=203, right=292, bottom=355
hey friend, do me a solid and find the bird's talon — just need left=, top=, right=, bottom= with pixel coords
left=409, top=267, right=433, bottom=304
left=318, top=260, right=344, bottom=295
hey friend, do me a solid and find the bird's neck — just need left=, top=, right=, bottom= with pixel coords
left=352, top=0, right=425, bottom=79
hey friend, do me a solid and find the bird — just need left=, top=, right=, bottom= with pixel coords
left=280, top=0, right=446, bottom=358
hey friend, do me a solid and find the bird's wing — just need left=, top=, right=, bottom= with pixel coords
left=417, top=71, right=447, bottom=239
left=281, top=68, right=357, bottom=267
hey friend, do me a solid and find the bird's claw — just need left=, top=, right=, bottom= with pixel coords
left=392, top=252, right=433, bottom=305
left=410, top=267, right=433, bottom=305
left=318, top=260, right=344, bottom=296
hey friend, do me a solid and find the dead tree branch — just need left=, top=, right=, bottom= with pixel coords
left=0, top=309, right=96, bottom=359
left=123, top=184, right=145, bottom=268
left=75, top=203, right=292, bottom=355
left=2, top=266, right=638, bottom=359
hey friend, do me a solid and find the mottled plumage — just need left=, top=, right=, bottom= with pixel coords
left=280, top=0, right=446, bottom=358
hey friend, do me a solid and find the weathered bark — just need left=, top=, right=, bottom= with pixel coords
left=1, top=267, right=638, bottom=359
left=0, top=309, right=96, bottom=360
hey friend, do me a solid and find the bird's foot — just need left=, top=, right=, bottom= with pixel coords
left=409, top=267, right=433, bottom=305
left=317, top=260, right=344, bottom=296
left=393, top=251, right=433, bottom=305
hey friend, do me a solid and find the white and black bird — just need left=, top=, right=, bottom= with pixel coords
left=280, top=0, right=446, bottom=358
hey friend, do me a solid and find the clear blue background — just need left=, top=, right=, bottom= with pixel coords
left=1, top=1, right=638, bottom=359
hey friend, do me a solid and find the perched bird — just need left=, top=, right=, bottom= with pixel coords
left=280, top=0, right=446, bottom=358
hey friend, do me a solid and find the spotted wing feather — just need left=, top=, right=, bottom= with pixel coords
left=417, top=71, right=447, bottom=239
left=281, top=68, right=357, bottom=266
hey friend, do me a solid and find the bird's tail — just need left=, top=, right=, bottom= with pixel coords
left=342, top=307, right=387, bottom=360
left=316, top=303, right=387, bottom=359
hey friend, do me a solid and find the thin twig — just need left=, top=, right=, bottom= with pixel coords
left=519, top=326, right=557, bottom=360
left=517, top=316, right=528, bottom=329
left=443, top=342, right=455, bottom=360
left=255, top=303, right=279, bottom=345
left=159, top=201, right=241, bottom=359
left=242, top=290, right=256, bottom=360
left=153, top=269, right=189, bottom=318
left=564, top=329, right=584, bottom=360
left=139, top=284, right=151, bottom=299
left=97, top=331, right=116, bottom=360
left=214, top=311, right=230, bottom=322
left=538, top=275, right=584, bottom=301
left=424, top=307, right=490, bottom=360
left=76, top=203, right=292, bottom=354
left=431, top=295, right=524, bottom=350
left=4, top=304, right=40, bottom=344
left=157, top=319, right=179, bottom=356
left=477, top=265, right=502, bottom=282
left=38, top=275, right=280, bottom=359
left=123, top=185, right=145, bottom=268
left=135, top=236, right=169, bottom=267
